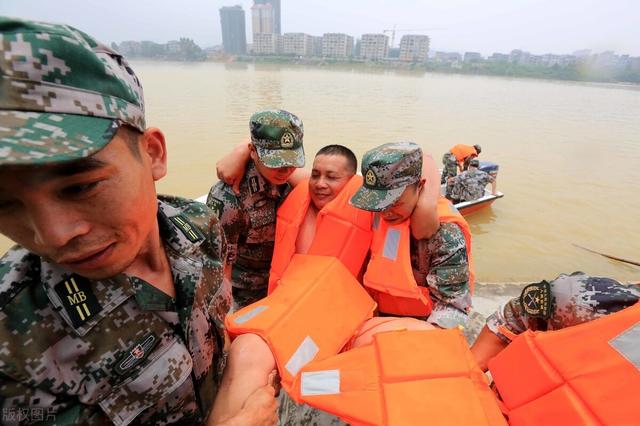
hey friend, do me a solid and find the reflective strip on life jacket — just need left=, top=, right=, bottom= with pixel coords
left=225, top=254, right=376, bottom=391
left=363, top=197, right=473, bottom=316
left=489, top=303, right=640, bottom=426
left=450, top=144, right=477, bottom=166
left=293, top=329, right=507, bottom=426
left=364, top=217, right=433, bottom=317
left=269, top=176, right=373, bottom=293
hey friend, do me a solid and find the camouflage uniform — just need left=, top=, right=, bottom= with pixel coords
left=207, top=161, right=291, bottom=308
left=0, top=19, right=232, bottom=425
left=487, top=272, right=640, bottom=342
left=206, top=109, right=304, bottom=308
left=0, top=196, right=231, bottom=425
left=440, top=151, right=458, bottom=184
left=448, top=168, right=495, bottom=202
left=351, top=142, right=471, bottom=328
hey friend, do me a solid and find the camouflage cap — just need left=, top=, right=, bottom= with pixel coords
left=350, top=142, right=422, bottom=211
left=468, top=157, right=480, bottom=167
left=250, top=109, right=304, bottom=169
left=0, top=17, right=145, bottom=166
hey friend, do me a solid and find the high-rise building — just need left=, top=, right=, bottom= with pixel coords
left=322, top=33, right=354, bottom=58
left=399, top=35, right=430, bottom=62
left=360, top=34, right=389, bottom=60
left=252, top=3, right=275, bottom=35
left=254, top=0, right=281, bottom=35
left=219, top=5, right=247, bottom=55
left=283, top=33, right=313, bottom=56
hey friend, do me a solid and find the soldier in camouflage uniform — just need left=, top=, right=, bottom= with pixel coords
left=206, top=110, right=304, bottom=309
left=0, top=18, right=276, bottom=425
left=471, top=272, right=640, bottom=371
left=447, top=157, right=496, bottom=202
left=350, top=142, right=472, bottom=328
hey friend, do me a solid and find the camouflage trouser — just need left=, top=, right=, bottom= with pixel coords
left=441, top=152, right=458, bottom=184
left=278, top=392, right=346, bottom=426
left=232, top=286, right=268, bottom=310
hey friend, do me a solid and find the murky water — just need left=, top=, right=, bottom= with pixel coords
left=2, top=62, right=639, bottom=282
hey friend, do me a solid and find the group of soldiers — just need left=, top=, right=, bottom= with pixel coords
left=0, top=17, right=638, bottom=426
left=441, top=143, right=498, bottom=203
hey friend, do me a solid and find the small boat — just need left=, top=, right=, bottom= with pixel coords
left=442, top=161, right=504, bottom=216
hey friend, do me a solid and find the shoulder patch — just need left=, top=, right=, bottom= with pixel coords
left=248, top=175, right=262, bottom=195
left=170, top=214, right=205, bottom=243
left=114, top=332, right=160, bottom=376
left=208, top=198, right=224, bottom=219
left=54, top=275, right=103, bottom=328
left=520, top=280, right=552, bottom=320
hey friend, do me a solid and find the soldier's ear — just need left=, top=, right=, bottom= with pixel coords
left=418, top=178, right=426, bottom=191
left=141, top=127, right=167, bottom=181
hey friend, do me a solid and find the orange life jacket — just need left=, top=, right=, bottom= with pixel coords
left=363, top=197, right=474, bottom=316
left=489, top=302, right=640, bottom=426
left=293, top=329, right=506, bottom=426
left=225, top=254, right=376, bottom=392
left=269, top=176, right=373, bottom=293
left=450, top=144, right=477, bottom=166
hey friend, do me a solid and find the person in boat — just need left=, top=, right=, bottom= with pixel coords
left=441, top=143, right=481, bottom=185
left=206, top=109, right=305, bottom=309
left=350, top=142, right=474, bottom=329
left=0, top=18, right=277, bottom=425
left=446, top=157, right=497, bottom=203
left=471, top=271, right=640, bottom=371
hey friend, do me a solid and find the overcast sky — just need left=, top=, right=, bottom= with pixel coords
left=2, top=0, right=639, bottom=56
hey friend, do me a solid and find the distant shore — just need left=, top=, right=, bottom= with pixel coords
left=207, top=55, right=640, bottom=85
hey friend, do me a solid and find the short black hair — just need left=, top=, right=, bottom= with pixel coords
left=120, top=125, right=143, bottom=161
left=315, top=144, right=357, bottom=174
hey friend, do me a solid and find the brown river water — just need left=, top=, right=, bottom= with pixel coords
left=2, top=62, right=639, bottom=282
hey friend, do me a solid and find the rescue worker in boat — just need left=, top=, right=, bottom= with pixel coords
left=471, top=271, right=640, bottom=371
left=350, top=142, right=474, bottom=329
left=206, top=109, right=305, bottom=309
left=0, top=17, right=277, bottom=425
left=441, top=143, right=481, bottom=184
left=446, top=157, right=497, bottom=203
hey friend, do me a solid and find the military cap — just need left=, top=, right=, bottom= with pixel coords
left=473, top=144, right=482, bottom=154
left=0, top=17, right=145, bottom=166
left=249, top=109, right=305, bottom=168
left=468, top=157, right=480, bottom=167
left=350, top=142, right=422, bottom=212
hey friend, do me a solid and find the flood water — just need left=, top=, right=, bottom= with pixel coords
left=2, top=62, right=639, bottom=282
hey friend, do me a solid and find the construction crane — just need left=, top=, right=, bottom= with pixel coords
left=382, top=26, right=445, bottom=48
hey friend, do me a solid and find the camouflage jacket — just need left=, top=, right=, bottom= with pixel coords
left=450, top=169, right=494, bottom=201
left=487, top=272, right=640, bottom=342
left=410, top=222, right=472, bottom=329
left=0, top=196, right=230, bottom=425
left=206, top=161, right=290, bottom=307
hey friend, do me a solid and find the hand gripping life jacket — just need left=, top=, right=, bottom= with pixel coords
left=292, top=329, right=506, bottom=426
left=269, top=176, right=373, bottom=293
left=363, top=197, right=473, bottom=317
left=225, top=254, right=376, bottom=392
left=450, top=144, right=477, bottom=167
left=489, top=302, right=640, bottom=426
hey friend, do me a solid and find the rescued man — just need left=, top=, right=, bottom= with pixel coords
left=447, top=157, right=497, bottom=203
left=351, top=142, right=473, bottom=329
left=206, top=110, right=304, bottom=309
left=471, top=271, right=640, bottom=371
left=441, top=143, right=481, bottom=186
left=0, top=18, right=276, bottom=425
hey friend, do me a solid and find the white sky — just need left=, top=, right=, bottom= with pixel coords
left=2, top=0, right=639, bottom=56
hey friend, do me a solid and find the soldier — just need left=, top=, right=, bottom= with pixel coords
left=0, top=18, right=276, bottom=425
left=441, top=143, right=481, bottom=188
left=471, top=272, right=640, bottom=371
left=350, top=142, right=473, bottom=329
left=447, top=157, right=497, bottom=202
left=206, top=110, right=304, bottom=308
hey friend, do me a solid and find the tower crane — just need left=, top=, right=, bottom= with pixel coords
left=382, top=26, right=445, bottom=48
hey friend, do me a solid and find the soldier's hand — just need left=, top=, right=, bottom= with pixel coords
left=239, top=382, right=279, bottom=426
left=216, top=138, right=251, bottom=195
